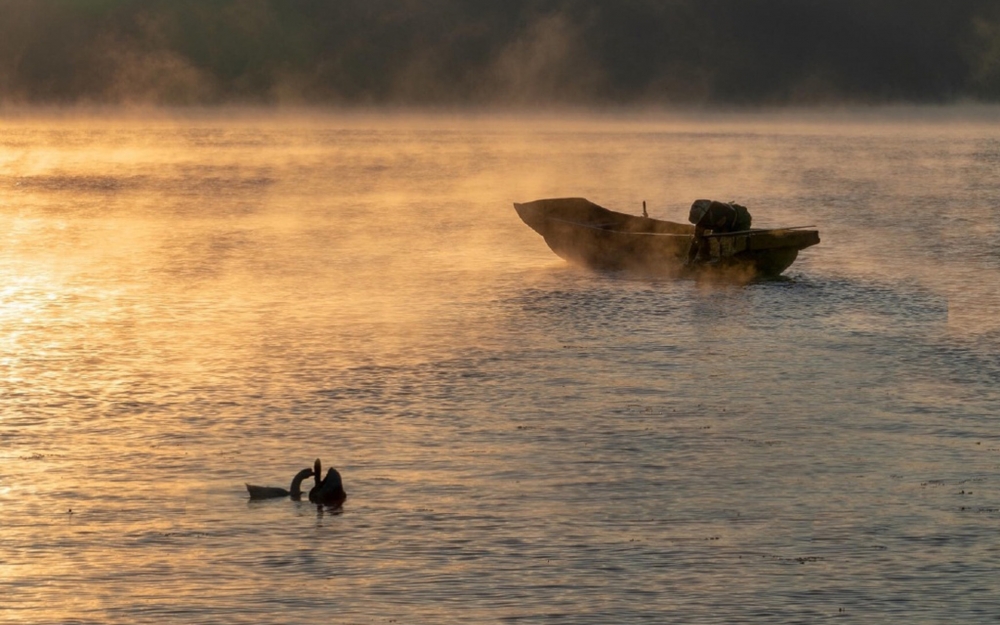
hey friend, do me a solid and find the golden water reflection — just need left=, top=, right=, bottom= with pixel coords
left=1, top=111, right=999, bottom=623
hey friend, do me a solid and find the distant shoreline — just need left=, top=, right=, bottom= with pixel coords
left=2, top=103, right=1000, bottom=134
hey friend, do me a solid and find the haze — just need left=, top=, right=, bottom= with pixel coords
left=2, top=0, right=1000, bottom=107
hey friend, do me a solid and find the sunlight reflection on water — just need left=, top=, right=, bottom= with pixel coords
left=1, top=111, right=999, bottom=624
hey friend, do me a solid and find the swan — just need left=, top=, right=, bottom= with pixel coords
left=308, top=458, right=347, bottom=508
left=246, top=467, right=314, bottom=501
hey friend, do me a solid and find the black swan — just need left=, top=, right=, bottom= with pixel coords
left=308, top=458, right=347, bottom=508
left=246, top=467, right=314, bottom=500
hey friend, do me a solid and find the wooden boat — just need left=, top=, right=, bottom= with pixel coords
left=513, top=197, right=820, bottom=278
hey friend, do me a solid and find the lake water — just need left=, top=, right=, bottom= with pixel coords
left=1, top=109, right=999, bottom=624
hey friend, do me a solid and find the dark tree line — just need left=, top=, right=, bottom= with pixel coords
left=1, top=0, right=999, bottom=105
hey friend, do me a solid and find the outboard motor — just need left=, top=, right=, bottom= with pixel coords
left=686, top=199, right=752, bottom=264
left=688, top=199, right=752, bottom=233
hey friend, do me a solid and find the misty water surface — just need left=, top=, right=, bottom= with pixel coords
left=0, top=110, right=999, bottom=624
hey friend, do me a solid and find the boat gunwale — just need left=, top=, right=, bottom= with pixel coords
left=545, top=216, right=817, bottom=240
left=545, top=216, right=689, bottom=237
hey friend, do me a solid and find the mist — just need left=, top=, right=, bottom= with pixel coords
left=3, top=0, right=1000, bottom=107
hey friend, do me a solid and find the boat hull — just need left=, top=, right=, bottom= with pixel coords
left=514, top=197, right=819, bottom=279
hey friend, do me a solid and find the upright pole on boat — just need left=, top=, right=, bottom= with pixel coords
left=642, top=201, right=648, bottom=218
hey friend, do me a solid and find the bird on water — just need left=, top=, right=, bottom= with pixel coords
left=246, top=467, right=314, bottom=501
left=308, top=458, right=347, bottom=508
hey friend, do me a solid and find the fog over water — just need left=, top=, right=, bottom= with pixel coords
left=1, top=108, right=999, bottom=623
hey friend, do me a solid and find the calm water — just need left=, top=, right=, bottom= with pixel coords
left=1, top=110, right=999, bottom=624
